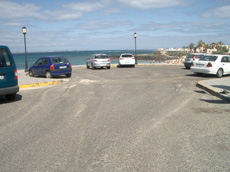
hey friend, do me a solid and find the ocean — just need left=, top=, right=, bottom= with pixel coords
left=13, top=50, right=156, bottom=70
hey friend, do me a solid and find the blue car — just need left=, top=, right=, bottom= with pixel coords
left=29, top=56, right=72, bottom=78
left=0, top=45, right=19, bottom=100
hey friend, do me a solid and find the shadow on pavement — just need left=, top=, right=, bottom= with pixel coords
left=199, top=99, right=229, bottom=104
left=0, top=94, right=22, bottom=104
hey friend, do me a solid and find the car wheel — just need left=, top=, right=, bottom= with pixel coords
left=46, top=71, right=52, bottom=78
left=217, top=68, right=223, bottom=78
left=5, top=93, right=16, bottom=100
left=29, top=70, right=34, bottom=77
left=86, top=63, right=89, bottom=69
left=107, top=66, right=111, bottom=69
left=66, top=73, right=71, bottom=78
left=92, top=65, right=95, bottom=70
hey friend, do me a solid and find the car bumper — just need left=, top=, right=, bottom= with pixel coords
left=0, top=85, right=19, bottom=96
left=184, top=62, right=192, bottom=68
left=93, top=63, right=110, bottom=67
left=119, top=61, right=135, bottom=65
left=191, top=67, right=217, bottom=75
left=51, top=69, right=72, bottom=76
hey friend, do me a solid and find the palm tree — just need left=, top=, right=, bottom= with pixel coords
left=197, top=40, right=205, bottom=52
left=189, top=43, right=195, bottom=52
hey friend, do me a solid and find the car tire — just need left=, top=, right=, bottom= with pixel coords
left=5, top=93, right=16, bottom=100
left=107, top=66, right=111, bottom=69
left=217, top=68, right=223, bottom=78
left=86, top=63, right=89, bottom=69
left=66, top=73, right=71, bottom=78
left=29, top=70, right=34, bottom=77
left=46, top=71, right=52, bottom=78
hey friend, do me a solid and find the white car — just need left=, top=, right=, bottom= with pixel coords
left=118, top=53, right=135, bottom=67
left=191, top=55, right=230, bottom=77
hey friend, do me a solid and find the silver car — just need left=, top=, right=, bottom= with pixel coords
left=86, top=54, right=111, bottom=69
left=184, top=53, right=207, bottom=69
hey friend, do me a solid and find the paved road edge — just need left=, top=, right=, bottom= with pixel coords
left=196, top=81, right=230, bottom=102
left=19, top=80, right=63, bottom=89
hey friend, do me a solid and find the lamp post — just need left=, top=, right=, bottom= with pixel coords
left=134, top=32, right=137, bottom=64
left=22, top=26, right=28, bottom=72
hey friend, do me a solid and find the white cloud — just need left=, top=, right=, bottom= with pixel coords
left=0, top=0, right=105, bottom=22
left=118, top=0, right=185, bottom=9
left=62, top=2, right=104, bottom=12
left=38, top=10, right=82, bottom=21
left=202, top=5, right=230, bottom=18
left=0, top=0, right=41, bottom=19
left=76, top=20, right=131, bottom=31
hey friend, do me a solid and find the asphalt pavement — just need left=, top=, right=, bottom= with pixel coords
left=18, top=70, right=67, bottom=88
left=18, top=66, right=230, bottom=102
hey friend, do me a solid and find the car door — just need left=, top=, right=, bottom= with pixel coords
left=33, top=58, right=43, bottom=75
left=0, top=48, right=16, bottom=88
left=221, top=56, right=230, bottom=74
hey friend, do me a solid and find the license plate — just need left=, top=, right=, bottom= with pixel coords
left=0, top=75, right=4, bottom=80
left=197, top=64, right=204, bottom=67
left=59, top=66, right=67, bottom=69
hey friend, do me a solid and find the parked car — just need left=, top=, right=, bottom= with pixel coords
left=191, top=55, right=230, bottom=77
left=86, top=54, right=110, bottom=69
left=0, top=45, right=19, bottom=100
left=118, top=53, right=135, bottom=67
left=29, top=56, right=72, bottom=78
left=184, top=53, right=207, bottom=69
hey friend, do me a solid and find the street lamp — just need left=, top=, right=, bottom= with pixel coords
left=134, top=32, right=137, bottom=64
left=22, top=26, right=28, bottom=72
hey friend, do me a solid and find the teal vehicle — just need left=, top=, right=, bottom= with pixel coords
left=0, top=45, right=19, bottom=100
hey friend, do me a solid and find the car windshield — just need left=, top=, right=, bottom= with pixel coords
left=186, top=54, right=195, bottom=58
left=122, top=55, right=133, bottom=58
left=95, top=55, right=108, bottom=59
left=199, top=56, right=217, bottom=62
left=52, top=57, right=68, bottom=64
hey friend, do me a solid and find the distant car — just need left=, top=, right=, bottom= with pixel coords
left=118, top=53, right=135, bottom=67
left=0, top=45, right=19, bottom=100
left=184, top=53, right=207, bottom=69
left=29, top=56, right=72, bottom=78
left=86, top=54, right=110, bottom=69
left=191, top=55, right=230, bottom=77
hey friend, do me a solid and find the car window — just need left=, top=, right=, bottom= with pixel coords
left=0, top=48, right=12, bottom=67
left=122, top=55, right=133, bottom=58
left=43, top=58, right=49, bottom=65
left=186, top=54, right=195, bottom=58
left=52, top=57, right=68, bottom=64
left=95, top=55, right=108, bottom=59
left=199, top=56, right=217, bottom=62
left=35, top=59, right=43, bottom=65
left=196, top=55, right=204, bottom=59
left=221, top=56, right=230, bottom=63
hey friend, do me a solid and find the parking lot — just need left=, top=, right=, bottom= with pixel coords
left=0, top=66, right=229, bottom=172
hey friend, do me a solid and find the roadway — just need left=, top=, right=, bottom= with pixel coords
left=0, top=66, right=229, bottom=172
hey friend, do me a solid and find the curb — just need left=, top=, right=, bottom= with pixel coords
left=196, top=81, right=230, bottom=102
left=19, top=80, right=63, bottom=89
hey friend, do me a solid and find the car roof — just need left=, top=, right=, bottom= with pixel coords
left=0, top=45, right=8, bottom=48
left=93, top=54, right=107, bottom=56
left=121, top=53, right=133, bottom=55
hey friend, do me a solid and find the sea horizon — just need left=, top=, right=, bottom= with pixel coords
left=13, top=49, right=158, bottom=70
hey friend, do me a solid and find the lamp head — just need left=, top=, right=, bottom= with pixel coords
left=134, top=32, right=137, bottom=38
left=22, top=26, right=27, bottom=34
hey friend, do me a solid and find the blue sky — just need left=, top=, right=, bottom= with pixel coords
left=0, top=0, right=230, bottom=52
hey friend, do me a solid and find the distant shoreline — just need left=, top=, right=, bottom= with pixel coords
left=110, top=54, right=180, bottom=61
